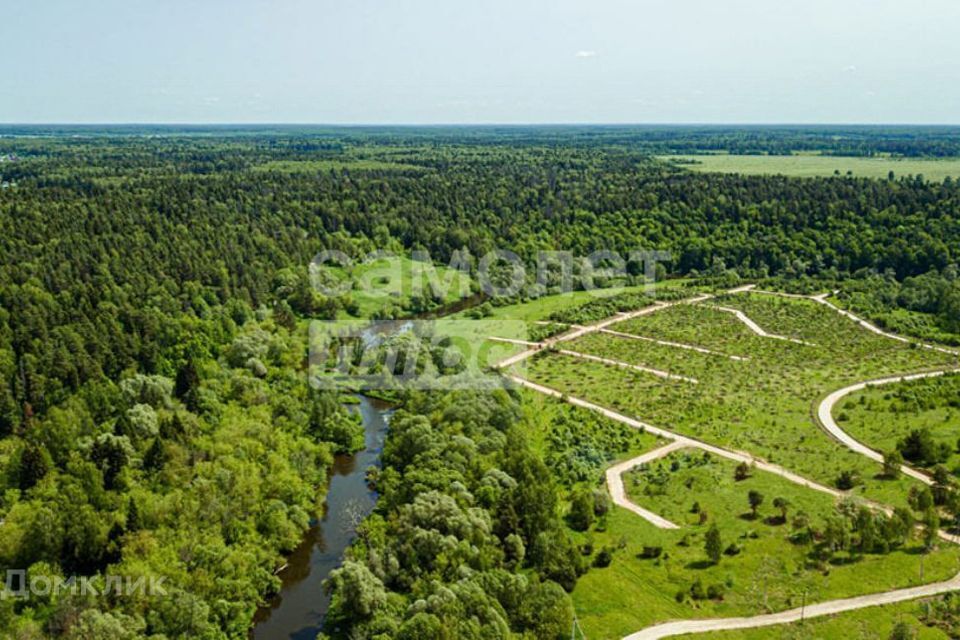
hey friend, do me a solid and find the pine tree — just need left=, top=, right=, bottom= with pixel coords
left=126, top=498, right=141, bottom=532
left=175, top=359, right=201, bottom=412
left=705, top=524, right=722, bottom=564
left=143, top=436, right=167, bottom=472
left=17, top=441, right=50, bottom=490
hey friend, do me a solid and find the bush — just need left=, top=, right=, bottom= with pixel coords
left=567, top=490, right=595, bottom=531
left=734, top=461, right=752, bottom=481
left=592, top=547, right=613, bottom=568
left=639, top=546, right=663, bottom=559
left=690, top=579, right=707, bottom=600
left=706, top=583, right=725, bottom=600
left=836, top=469, right=862, bottom=490
left=593, top=490, right=610, bottom=517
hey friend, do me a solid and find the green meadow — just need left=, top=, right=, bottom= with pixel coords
left=571, top=448, right=959, bottom=639
left=684, top=600, right=948, bottom=640
left=662, top=154, right=960, bottom=181
left=839, top=372, right=960, bottom=473
left=521, top=293, right=957, bottom=509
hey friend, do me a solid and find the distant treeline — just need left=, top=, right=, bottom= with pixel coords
left=4, top=124, right=960, bottom=156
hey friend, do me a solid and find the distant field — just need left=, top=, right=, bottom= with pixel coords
left=661, top=154, right=960, bottom=181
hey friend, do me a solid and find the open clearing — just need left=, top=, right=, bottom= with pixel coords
left=661, top=154, right=960, bottom=181
left=322, top=254, right=475, bottom=318
left=569, top=446, right=960, bottom=639
left=492, top=287, right=960, bottom=638
left=521, top=293, right=957, bottom=509
left=838, top=372, right=960, bottom=476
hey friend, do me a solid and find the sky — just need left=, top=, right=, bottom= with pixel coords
left=2, top=0, right=959, bottom=124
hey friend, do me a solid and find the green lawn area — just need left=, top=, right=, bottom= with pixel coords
left=661, top=154, right=960, bottom=181
left=324, top=254, right=475, bottom=319
left=838, top=373, right=960, bottom=473
left=519, top=293, right=957, bottom=509
left=572, top=449, right=960, bottom=639
left=431, top=279, right=694, bottom=367
left=464, top=280, right=691, bottom=324
left=684, top=599, right=948, bottom=640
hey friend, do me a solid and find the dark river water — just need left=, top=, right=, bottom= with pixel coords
left=250, top=396, right=392, bottom=639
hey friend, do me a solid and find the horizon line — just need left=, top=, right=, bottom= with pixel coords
left=3, top=122, right=960, bottom=128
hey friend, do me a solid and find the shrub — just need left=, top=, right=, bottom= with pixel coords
left=639, top=546, right=663, bottom=559
left=690, top=579, right=707, bottom=600
left=706, top=583, right=725, bottom=600
left=836, top=469, right=862, bottom=490
left=593, top=547, right=613, bottom=568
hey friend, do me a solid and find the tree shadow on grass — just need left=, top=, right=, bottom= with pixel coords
left=903, top=546, right=932, bottom=556
left=827, top=555, right=865, bottom=567
left=685, top=559, right=717, bottom=570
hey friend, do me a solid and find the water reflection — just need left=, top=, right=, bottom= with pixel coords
left=250, top=396, right=391, bottom=639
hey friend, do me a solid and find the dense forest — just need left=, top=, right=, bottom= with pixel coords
left=6, top=124, right=960, bottom=156
left=1, top=126, right=960, bottom=638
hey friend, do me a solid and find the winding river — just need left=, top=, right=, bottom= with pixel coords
left=250, top=396, right=392, bottom=639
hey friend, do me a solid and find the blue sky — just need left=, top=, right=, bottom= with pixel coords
left=3, top=0, right=959, bottom=124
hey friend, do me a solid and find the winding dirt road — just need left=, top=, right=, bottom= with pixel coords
left=816, top=371, right=958, bottom=485
left=557, top=348, right=699, bottom=383
left=705, top=304, right=815, bottom=346
left=508, top=375, right=850, bottom=504
left=623, top=572, right=960, bottom=640
left=744, top=288, right=959, bottom=486
left=605, top=442, right=687, bottom=530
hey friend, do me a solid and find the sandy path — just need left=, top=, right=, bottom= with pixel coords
left=599, top=328, right=748, bottom=361
left=816, top=371, right=960, bottom=485
left=623, top=572, right=960, bottom=639
left=556, top=349, right=699, bottom=383
left=605, top=442, right=688, bottom=529
left=705, top=304, right=815, bottom=346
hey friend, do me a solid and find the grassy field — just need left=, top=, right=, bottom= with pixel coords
left=839, top=372, right=960, bottom=472
left=661, top=154, right=960, bottom=181
left=491, top=288, right=960, bottom=638
left=456, top=280, right=691, bottom=323
left=571, top=448, right=960, bottom=639
left=323, top=254, right=475, bottom=319
left=519, top=293, right=957, bottom=509
left=435, top=279, right=694, bottom=367
left=685, top=599, right=948, bottom=640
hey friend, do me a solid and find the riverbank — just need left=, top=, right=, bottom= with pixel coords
left=250, top=396, right=392, bottom=639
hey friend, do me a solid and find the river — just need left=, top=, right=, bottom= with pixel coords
left=250, top=395, right=392, bottom=639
